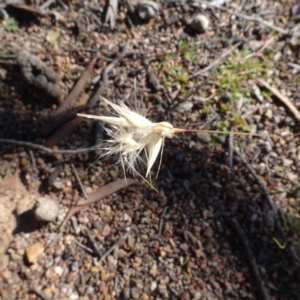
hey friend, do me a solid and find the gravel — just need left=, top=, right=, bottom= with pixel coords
left=1, top=0, right=300, bottom=299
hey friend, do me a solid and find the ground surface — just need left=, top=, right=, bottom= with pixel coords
left=1, top=0, right=300, bottom=299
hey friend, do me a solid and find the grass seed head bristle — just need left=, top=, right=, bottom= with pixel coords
left=78, top=97, right=175, bottom=179
left=78, top=97, right=272, bottom=185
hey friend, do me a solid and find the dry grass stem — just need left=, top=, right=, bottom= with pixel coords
left=78, top=97, right=271, bottom=182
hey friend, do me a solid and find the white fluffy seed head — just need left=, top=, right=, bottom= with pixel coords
left=78, top=97, right=175, bottom=178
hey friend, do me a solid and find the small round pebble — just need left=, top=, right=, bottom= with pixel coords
left=136, top=1, right=160, bottom=21
left=34, top=197, right=59, bottom=222
left=188, top=14, right=210, bottom=33
left=131, top=287, right=140, bottom=300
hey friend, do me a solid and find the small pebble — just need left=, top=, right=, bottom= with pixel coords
left=197, top=132, right=211, bottom=143
left=109, top=169, right=118, bottom=180
left=193, top=291, right=202, bottom=300
left=151, top=281, right=157, bottom=291
left=25, top=242, right=44, bottom=264
left=136, top=1, right=160, bottom=21
left=71, top=261, right=79, bottom=272
left=149, top=264, right=157, bottom=277
left=204, top=226, right=214, bottom=238
left=122, top=287, right=130, bottom=299
left=131, top=287, right=140, bottom=300
left=34, top=197, right=59, bottom=222
left=52, top=179, right=64, bottom=190
left=264, top=141, right=272, bottom=153
left=264, top=109, right=273, bottom=119
left=54, top=266, right=63, bottom=276
left=158, top=284, right=168, bottom=296
left=70, top=292, right=79, bottom=300
left=188, top=14, right=210, bottom=33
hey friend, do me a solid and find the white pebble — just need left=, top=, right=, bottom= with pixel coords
left=70, top=292, right=79, bottom=300
left=54, top=266, right=63, bottom=276
left=151, top=281, right=157, bottom=291
left=34, top=197, right=59, bottom=222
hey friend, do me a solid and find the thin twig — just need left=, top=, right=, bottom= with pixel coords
left=71, top=216, right=80, bottom=234
left=257, top=79, right=300, bottom=122
left=39, top=0, right=56, bottom=10
left=100, top=230, right=130, bottom=261
left=197, top=1, right=300, bottom=37
left=234, top=147, right=300, bottom=265
left=75, top=240, right=94, bottom=254
left=86, top=228, right=102, bottom=257
left=28, top=149, right=38, bottom=180
left=274, top=172, right=300, bottom=188
left=230, top=218, right=270, bottom=300
left=87, top=42, right=129, bottom=109
left=228, top=130, right=234, bottom=178
left=31, top=285, right=52, bottom=300
left=191, top=43, right=240, bottom=78
left=46, top=232, right=63, bottom=249
left=243, top=37, right=274, bottom=61
left=288, top=62, right=300, bottom=71
left=0, top=138, right=99, bottom=154
left=71, top=164, right=88, bottom=199
left=29, top=150, right=36, bottom=169
left=159, top=206, right=169, bottom=235
left=241, top=103, right=270, bottom=118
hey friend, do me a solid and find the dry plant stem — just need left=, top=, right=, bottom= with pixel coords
left=41, top=56, right=97, bottom=137
left=274, top=172, right=300, bottom=188
left=46, top=232, right=63, bottom=249
left=57, top=57, right=98, bottom=116
left=79, top=97, right=271, bottom=185
left=257, top=79, right=300, bottom=121
left=9, top=3, right=45, bottom=16
left=44, top=116, right=84, bottom=147
left=87, top=43, right=129, bottom=109
left=85, top=228, right=102, bottom=257
left=176, top=128, right=269, bottom=137
left=59, top=179, right=137, bottom=230
left=228, top=131, right=234, bottom=178
left=234, top=147, right=300, bottom=265
left=0, top=138, right=99, bottom=154
left=39, top=0, right=56, bottom=10
left=71, top=216, right=79, bottom=233
left=104, top=0, right=118, bottom=29
left=100, top=230, right=130, bottom=261
left=191, top=43, right=240, bottom=78
left=199, top=1, right=300, bottom=37
left=71, top=164, right=88, bottom=199
left=243, top=37, right=274, bottom=61
left=77, top=178, right=137, bottom=205
left=31, top=285, right=52, bottom=300
left=75, top=240, right=94, bottom=254
left=230, top=218, right=270, bottom=300
left=159, top=206, right=169, bottom=235
left=42, top=106, right=86, bottom=137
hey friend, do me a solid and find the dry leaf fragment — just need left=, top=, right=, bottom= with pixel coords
left=59, top=178, right=137, bottom=230
left=257, top=78, right=300, bottom=121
